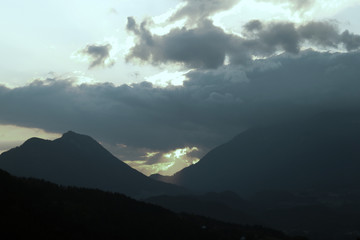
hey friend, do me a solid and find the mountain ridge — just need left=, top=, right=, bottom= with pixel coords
left=0, top=130, right=187, bottom=198
left=166, top=112, right=360, bottom=195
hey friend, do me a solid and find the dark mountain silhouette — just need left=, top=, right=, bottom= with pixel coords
left=250, top=189, right=360, bottom=240
left=145, top=191, right=258, bottom=225
left=0, top=131, right=186, bottom=198
left=146, top=189, right=360, bottom=240
left=167, top=112, right=360, bottom=195
left=150, top=173, right=177, bottom=184
left=0, top=168, right=306, bottom=240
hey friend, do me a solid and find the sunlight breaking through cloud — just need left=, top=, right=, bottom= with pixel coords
left=145, top=70, right=190, bottom=87
left=123, top=146, right=200, bottom=176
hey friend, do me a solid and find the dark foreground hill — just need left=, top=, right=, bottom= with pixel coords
left=0, top=169, right=305, bottom=240
left=145, top=190, right=360, bottom=240
left=0, top=131, right=186, bottom=198
left=146, top=191, right=258, bottom=225
left=168, top=113, right=360, bottom=195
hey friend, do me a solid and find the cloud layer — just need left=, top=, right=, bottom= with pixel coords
left=126, top=18, right=360, bottom=69
left=1, top=50, right=360, bottom=160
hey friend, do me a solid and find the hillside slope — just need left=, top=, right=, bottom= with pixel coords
left=0, top=169, right=305, bottom=240
left=170, top=113, right=360, bottom=195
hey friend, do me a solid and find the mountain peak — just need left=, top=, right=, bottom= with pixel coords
left=61, top=130, right=84, bottom=138
left=21, top=137, right=49, bottom=147
left=60, top=130, right=96, bottom=144
left=0, top=130, right=187, bottom=198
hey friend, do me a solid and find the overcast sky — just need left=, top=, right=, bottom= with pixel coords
left=1, top=0, right=360, bottom=175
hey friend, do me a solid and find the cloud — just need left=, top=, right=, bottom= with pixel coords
left=341, top=30, right=360, bottom=51
left=298, top=21, right=341, bottom=47
left=241, top=20, right=360, bottom=57
left=243, top=20, right=263, bottom=33
left=123, top=146, right=200, bottom=176
left=127, top=19, right=230, bottom=68
left=127, top=18, right=360, bottom=69
left=75, top=43, right=115, bottom=69
left=255, top=0, right=315, bottom=12
left=1, top=50, right=360, bottom=162
left=169, top=0, right=241, bottom=25
left=126, top=16, right=140, bottom=35
left=249, top=21, right=301, bottom=54
left=297, top=21, right=360, bottom=50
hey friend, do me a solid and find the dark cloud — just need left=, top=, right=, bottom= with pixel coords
left=77, top=44, right=115, bottom=69
left=297, top=21, right=360, bottom=50
left=170, top=0, right=240, bottom=25
left=1, top=51, right=360, bottom=162
left=253, top=22, right=300, bottom=54
left=127, top=19, right=230, bottom=68
left=298, top=21, right=340, bottom=47
left=127, top=18, right=360, bottom=69
left=243, top=20, right=263, bottom=33
left=242, top=20, right=360, bottom=57
left=126, top=17, right=140, bottom=34
left=341, top=30, right=360, bottom=51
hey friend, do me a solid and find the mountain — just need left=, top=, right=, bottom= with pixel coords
left=148, top=112, right=360, bottom=240
left=145, top=191, right=258, bottom=225
left=0, top=168, right=306, bottom=240
left=145, top=189, right=360, bottom=240
left=167, top=112, right=360, bottom=196
left=150, top=173, right=177, bottom=184
left=249, top=189, right=360, bottom=240
left=0, top=131, right=186, bottom=198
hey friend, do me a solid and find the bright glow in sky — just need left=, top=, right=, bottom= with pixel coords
left=145, top=70, right=191, bottom=87
left=124, top=146, right=199, bottom=176
left=0, top=125, right=60, bottom=154
left=1, top=0, right=360, bottom=175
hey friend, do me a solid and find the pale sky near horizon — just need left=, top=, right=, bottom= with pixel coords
left=1, top=0, right=360, bottom=175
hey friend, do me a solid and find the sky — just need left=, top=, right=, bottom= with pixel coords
left=1, top=0, right=360, bottom=176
